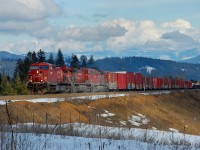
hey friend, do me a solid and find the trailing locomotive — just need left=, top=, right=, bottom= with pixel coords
left=27, top=62, right=192, bottom=93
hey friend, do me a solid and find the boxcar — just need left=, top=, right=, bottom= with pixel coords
left=126, top=72, right=135, bottom=90
left=135, top=73, right=143, bottom=90
left=117, top=73, right=127, bottom=90
left=104, top=72, right=118, bottom=90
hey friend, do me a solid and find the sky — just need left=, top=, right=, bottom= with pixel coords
left=0, top=0, right=200, bottom=60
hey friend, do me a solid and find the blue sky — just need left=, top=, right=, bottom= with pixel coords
left=0, top=0, right=200, bottom=60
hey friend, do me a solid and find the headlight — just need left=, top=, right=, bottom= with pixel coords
left=37, top=70, right=39, bottom=74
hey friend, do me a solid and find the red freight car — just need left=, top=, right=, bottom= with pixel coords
left=135, top=73, right=143, bottom=90
left=164, top=78, right=169, bottom=89
left=142, top=76, right=149, bottom=90
left=148, top=77, right=153, bottom=90
left=126, top=72, right=135, bottom=90
left=117, top=72, right=127, bottom=90
left=104, top=72, right=118, bottom=90
left=152, top=77, right=163, bottom=89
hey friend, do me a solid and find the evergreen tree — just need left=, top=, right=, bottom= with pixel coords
left=14, top=59, right=24, bottom=81
left=70, top=54, right=80, bottom=69
left=0, top=75, right=15, bottom=95
left=56, top=49, right=65, bottom=66
left=87, top=55, right=95, bottom=68
left=14, top=75, right=27, bottom=95
left=37, top=49, right=45, bottom=62
left=82, top=59, right=87, bottom=68
left=47, top=53, right=55, bottom=64
left=80, top=55, right=87, bottom=67
left=32, top=51, right=38, bottom=63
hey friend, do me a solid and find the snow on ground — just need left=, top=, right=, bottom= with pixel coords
left=139, top=91, right=171, bottom=95
left=1, top=123, right=200, bottom=150
left=146, top=66, right=156, bottom=74
left=169, top=128, right=179, bottom=133
left=0, top=94, right=127, bottom=105
left=128, top=113, right=150, bottom=127
left=100, top=110, right=116, bottom=117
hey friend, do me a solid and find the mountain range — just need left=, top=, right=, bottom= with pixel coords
left=0, top=51, right=199, bottom=80
left=181, top=55, right=200, bottom=64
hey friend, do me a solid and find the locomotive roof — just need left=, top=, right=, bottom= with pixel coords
left=30, top=62, right=52, bottom=66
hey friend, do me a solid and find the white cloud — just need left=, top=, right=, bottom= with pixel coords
left=103, top=19, right=161, bottom=50
left=0, top=14, right=200, bottom=59
left=161, top=19, right=192, bottom=31
left=0, top=0, right=60, bottom=21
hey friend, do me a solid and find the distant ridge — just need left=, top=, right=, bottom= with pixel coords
left=95, top=56, right=200, bottom=80
left=0, top=51, right=24, bottom=60
left=182, top=55, right=200, bottom=64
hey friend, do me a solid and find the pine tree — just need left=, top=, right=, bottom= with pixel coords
left=37, top=49, right=46, bottom=62
left=87, top=55, right=95, bottom=68
left=47, top=53, right=55, bottom=64
left=80, top=55, right=87, bottom=67
left=14, top=75, right=27, bottom=95
left=82, top=59, right=87, bottom=68
left=14, top=59, right=24, bottom=81
left=32, top=51, right=38, bottom=63
left=0, top=75, right=15, bottom=95
left=70, top=54, right=80, bottom=69
left=56, top=49, right=65, bottom=66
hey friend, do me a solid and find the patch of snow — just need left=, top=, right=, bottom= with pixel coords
left=128, top=114, right=150, bottom=126
left=139, top=91, right=171, bottom=96
left=100, top=110, right=116, bottom=117
left=120, top=120, right=127, bottom=126
left=105, top=120, right=113, bottom=123
left=128, top=116, right=141, bottom=126
left=169, top=128, right=179, bottom=133
left=71, top=94, right=127, bottom=100
left=146, top=66, right=156, bottom=74
left=152, top=127, right=157, bottom=130
left=0, top=94, right=127, bottom=105
left=7, top=123, right=200, bottom=150
left=139, top=66, right=156, bottom=74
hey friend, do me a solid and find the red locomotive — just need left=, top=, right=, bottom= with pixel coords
left=27, top=62, right=193, bottom=93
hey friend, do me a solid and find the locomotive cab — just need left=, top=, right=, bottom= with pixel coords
left=28, top=62, right=52, bottom=84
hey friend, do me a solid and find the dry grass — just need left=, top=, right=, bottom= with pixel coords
left=0, top=90, right=200, bottom=135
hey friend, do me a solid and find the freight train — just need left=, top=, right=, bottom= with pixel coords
left=27, top=62, right=192, bottom=93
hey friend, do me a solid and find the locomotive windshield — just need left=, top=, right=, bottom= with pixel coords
left=30, top=66, right=39, bottom=70
left=40, top=66, right=49, bottom=70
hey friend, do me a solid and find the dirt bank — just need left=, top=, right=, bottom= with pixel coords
left=0, top=90, right=200, bottom=136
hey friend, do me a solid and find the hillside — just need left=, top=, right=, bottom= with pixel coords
left=0, top=51, right=24, bottom=60
left=95, top=56, right=200, bottom=80
left=0, top=90, right=200, bottom=136
left=182, top=55, right=200, bottom=64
